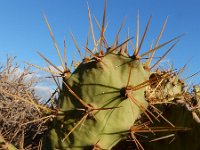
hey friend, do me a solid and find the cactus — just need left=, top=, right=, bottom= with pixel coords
left=41, top=3, right=190, bottom=150
left=43, top=51, right=151, bottom=149
left=137, top=86, right=200, bottom=150
left=146, top=71, right=185, bottom=103
left=1, top=2, right=200, bottom=150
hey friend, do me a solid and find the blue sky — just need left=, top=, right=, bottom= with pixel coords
left=0, top=0, right=200, bottom=84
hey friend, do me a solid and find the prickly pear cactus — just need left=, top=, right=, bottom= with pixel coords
left=146, top=71, right=185, bottom=103
left=140, top=87, right=200, bottom=150
left=1, top=2, right=200, bottom=150
left=41, top=3, right=196, bottom=150
left=43, top=52, right=150, bottom=149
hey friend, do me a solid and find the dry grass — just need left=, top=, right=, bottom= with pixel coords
left=0, top=56, right=51, bottom=149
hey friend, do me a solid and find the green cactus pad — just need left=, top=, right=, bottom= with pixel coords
left=43, top=52, right=150, bottom=149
